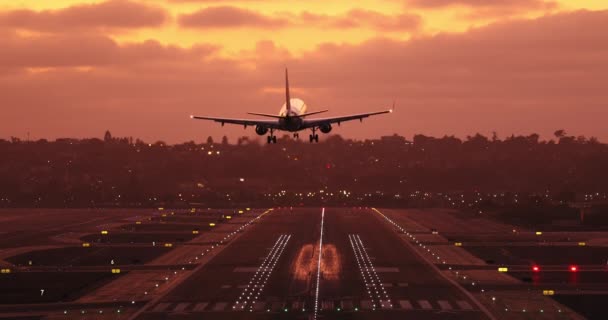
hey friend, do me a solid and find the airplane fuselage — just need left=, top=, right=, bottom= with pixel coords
left=278, top=115, right=303, bottom=132
left=278, top=98, right=307, bottom=131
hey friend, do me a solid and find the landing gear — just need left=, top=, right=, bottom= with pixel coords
left=267, top=135, right=277, bottom=144
left=293, top=133, right=299, bottom=139
left=309, top=128, right=319, bottom=143
left=267, top=129, right=277, bottom=144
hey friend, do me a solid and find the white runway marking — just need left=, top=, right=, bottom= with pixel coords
left=438, top=300, right=453, bottom=310
left=173, top=302, right=189, bottom=312
left=233, top=234, right=291, bottom=311
left=313, top=208, right=325, bottom=320
left=192, top=302, right=208, bottom=311
left=457, top=300, right=473, bottom=310
left=349, top=234, right=393, bottom=309
left=418, top=300, right=432, bottom=309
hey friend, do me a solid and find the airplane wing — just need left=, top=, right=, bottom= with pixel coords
left=190, top=115, right=280, bottom=128
left=301, top=110, right=392, bottom=129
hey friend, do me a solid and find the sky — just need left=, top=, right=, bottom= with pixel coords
left=1, top=0, right=607, bottom=143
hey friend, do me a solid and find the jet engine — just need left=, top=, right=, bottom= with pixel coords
left=319, top=123, right=332, bottom=134
left=255, top=125, right=269, bottom=135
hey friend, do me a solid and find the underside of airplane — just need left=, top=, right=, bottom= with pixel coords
left=191, top=69, right=392, bottom=143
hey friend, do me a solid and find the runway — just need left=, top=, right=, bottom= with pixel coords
left=1, top=207, right=600, bottom=319
left=135, top=207, right=488, bottom=320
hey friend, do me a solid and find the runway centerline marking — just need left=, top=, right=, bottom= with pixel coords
left=313, top=208, right=325, bottom=320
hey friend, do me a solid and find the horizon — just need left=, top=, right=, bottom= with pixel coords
left=4, top=129, right=604, bottom=145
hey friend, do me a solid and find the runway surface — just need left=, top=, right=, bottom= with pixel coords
left=2, top=207, right=602, bottom=319
left=135, top=207, right=487, bottom=320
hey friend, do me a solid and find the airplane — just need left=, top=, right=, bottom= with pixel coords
left=190, top=69, right=393, bottom=143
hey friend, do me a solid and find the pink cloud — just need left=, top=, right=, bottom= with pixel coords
left=1, top=10, right=607, bottom=143
left=179, top=6, right=288, bottom=29
left=0, top=0, right=168, bottom=32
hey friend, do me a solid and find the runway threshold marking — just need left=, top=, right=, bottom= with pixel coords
left=313, top=208, right=325, bottom=320
left=233, top=234, right=291, bottom=311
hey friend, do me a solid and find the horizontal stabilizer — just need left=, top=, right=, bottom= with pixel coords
left=247, top=112, right=285, bottom=119
left=295, top=110, right=329, bottom=117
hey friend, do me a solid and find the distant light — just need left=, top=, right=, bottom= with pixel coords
left=570, top=265, right=578, bottom=272
left=239, top=178, right=245, bottom=182
left=532, top=265, right=540, bottom=272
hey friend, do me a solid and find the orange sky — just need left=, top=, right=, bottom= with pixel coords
left=1, top=0, right=607, bottom=142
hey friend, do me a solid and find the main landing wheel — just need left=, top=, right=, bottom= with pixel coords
left=309, top=134, right=319, bottom=143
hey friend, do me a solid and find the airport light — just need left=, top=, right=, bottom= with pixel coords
left=578, top=242, right=586, bottom=246
left=535, top=231, right=542, bottom=235
left=101, top=230, right=108, bottom=235
left=569, top=265, right=578, bottom=272
left=532, top=265, right=540, bottom=272
left=542, top=290, right=555, bottom=296
left=82, top=242, right=91, bottom=247
left=498, top=267, right=509, bottom=272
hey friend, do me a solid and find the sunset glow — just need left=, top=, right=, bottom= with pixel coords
left=1, top=0, right=607, bottom=142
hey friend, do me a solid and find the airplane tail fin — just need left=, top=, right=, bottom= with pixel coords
left=285, top=68, right=291, bottom=115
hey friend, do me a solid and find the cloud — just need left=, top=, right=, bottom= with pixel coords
left=300, top=9, right=422, bottom=31
left=0, top=33, right=217, bottom=68
left=1, top=10, right=607, bottom=143
left=0, top=0, right=168, bottom=32
left=179, top=6, right=421, bottom=31
left=178, top=6, right=288, bottom=29
left=406, top=0, right=557, bottom=9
